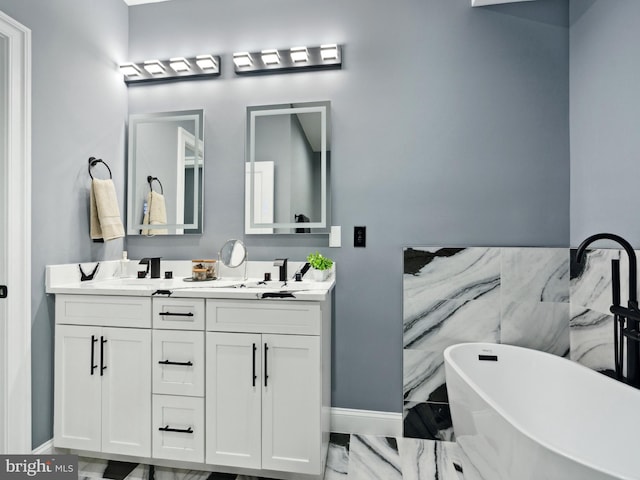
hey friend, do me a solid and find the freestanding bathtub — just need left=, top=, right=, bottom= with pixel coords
left=444, top=343, right=640, bottom=480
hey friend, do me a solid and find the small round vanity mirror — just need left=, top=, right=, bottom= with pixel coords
left=218, top=239, right=248, bottom=278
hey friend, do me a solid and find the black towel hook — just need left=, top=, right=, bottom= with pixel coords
left=147, top=175, right=164, bottom=195
left=88, top=157, right=112, bottom=180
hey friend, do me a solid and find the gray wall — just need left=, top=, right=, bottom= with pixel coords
left=126, top=0, right=570, bottom=414
left=0, top=0, right=128, bottom=448
left=570, top=0, right=640, bottom=248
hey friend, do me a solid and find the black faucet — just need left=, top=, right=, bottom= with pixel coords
left=274, top=258, right=288, bottom=282
left=576, top=233, right=640, bottom=387
left=139, top=257, right=161, bottom=279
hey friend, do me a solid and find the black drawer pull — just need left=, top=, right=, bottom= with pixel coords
left=100, top=336, right=107, bottom=376
left=158, top=360, right=193, bottom=367
left=252, top=343, right=257, bottom=387
left=264, top=343, right=269, bottom=387
left=158, top=311, right=194, bottom=317
left=158, top=425, right=193, bottom=434
left=90, top=335, right=98, bottom=375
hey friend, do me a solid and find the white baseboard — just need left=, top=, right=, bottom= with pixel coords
left=330, top=407, right=402, bottom=437
left=32, top=439, right=54, bottom=454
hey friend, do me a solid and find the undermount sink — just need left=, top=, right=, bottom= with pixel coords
left=238, top=281, right=322, bottom=291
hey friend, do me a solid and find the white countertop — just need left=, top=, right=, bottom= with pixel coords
left=46, top=260, right=335, bottom=301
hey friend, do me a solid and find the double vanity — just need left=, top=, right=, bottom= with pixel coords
left=46, top=259, right=334, bottom=480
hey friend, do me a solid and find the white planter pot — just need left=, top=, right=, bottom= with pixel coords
left=309, top=268, right=330, bottom=282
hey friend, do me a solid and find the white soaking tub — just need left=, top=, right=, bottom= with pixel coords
left=444, top=342, right=640, bottom=480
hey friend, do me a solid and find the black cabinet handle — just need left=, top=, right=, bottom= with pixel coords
left=158, top=360, right=193, bottom=367
left=252, top=343, right=257, bottom=387
left=90, top=335, right=98, bottom=375
left=264, top=343, right=269, bottom=387
left=158, top=425, right=193, bottom=434
left=100, top=336, right=107, bottom=376
left=158, top=311, right=194, bottom=317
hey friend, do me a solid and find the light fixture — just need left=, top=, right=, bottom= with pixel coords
left=143, top=60, right=165, bottom=75
left=195, top=55, right=218, bottom=71
left=169, top=57, right=191, bottom=73
left=261, top=49, right=280, bottom=65
left=233, top=52, right=253, bottom=68
left=320, top=44, right=339, bottom=61
left=290, top=46, right=309, bottom=63
left=233, top=44, right=342, bottom=75
left=120, top=63, right=142, bottom=77
left=120, top=54, right=221, bottom=84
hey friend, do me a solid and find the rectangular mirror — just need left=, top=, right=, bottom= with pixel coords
left=127, top=110, right=204, bottom=235
left=245, top=101, right=331, bottom=234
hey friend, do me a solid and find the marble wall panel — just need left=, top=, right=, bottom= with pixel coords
left=403, top=246, right=571, bottom=440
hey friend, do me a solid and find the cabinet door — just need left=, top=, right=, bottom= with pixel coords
left=261, top=334, right=321, bottom=475
left=54, top=325, right=102, bottom=451
left=206, top=332, right=262, bottom=469
left=101, top=327, right=151, bottom=457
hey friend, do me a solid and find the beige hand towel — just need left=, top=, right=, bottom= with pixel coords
left=90, top=178, right=125, bottom=241
left=142, top=190, right=168, bottom=235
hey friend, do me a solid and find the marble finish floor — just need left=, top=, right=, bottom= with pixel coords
left=78, top=434, right=472, bottom=480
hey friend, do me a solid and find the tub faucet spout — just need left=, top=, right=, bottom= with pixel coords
left=576, top=233, right=640, bottom=387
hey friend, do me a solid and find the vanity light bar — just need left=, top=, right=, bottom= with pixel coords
left=233, top=44, right=342, bottom=75
left=120, top=54, right=221, bottom=84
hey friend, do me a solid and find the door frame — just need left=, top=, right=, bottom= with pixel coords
left=0, top=10, right=32, bottom=453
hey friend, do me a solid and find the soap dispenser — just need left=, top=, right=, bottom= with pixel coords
left=118, top=251, right=130, bottom=278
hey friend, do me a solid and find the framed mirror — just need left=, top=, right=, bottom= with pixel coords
left=127, top=109, right=204, bottom=235
left=245, top=101, right=331, bottom=234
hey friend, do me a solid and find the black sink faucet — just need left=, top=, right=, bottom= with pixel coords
left=274, top=258, right=288, bottom=282
left=139, top=257, right=161, bottom=279
left=576, top=233, right=639, bottom=386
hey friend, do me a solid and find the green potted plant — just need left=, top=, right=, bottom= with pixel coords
left=306, top=251, right=334, bottom=281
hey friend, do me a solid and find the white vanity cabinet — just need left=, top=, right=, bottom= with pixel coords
left=205, top=299, right=329, bottom=476
left=53, top=295, right=151, bottom=457
left=48, top=262, right=333, bottom=480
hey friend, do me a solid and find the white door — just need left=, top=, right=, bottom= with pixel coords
left=206, top=332, right=262, bottom=469
left=53, top=325, right=102, bottom=452
left=101, top=327, right=151, bottom=457
left=262, top=334, right=321, bottom=475
left=0, top=10, right=31, bottom=454
left=0, top=29, right=7, bottom=454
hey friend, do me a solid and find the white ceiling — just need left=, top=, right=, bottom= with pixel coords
left=123, top=0, right=172, bottom=6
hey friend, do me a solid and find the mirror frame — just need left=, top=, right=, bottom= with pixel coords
left=126, top=109, right=204, bottom=235
left=246, top=101, right=330, bottom=233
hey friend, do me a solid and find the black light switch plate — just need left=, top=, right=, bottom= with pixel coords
left=354, top=226, right=366, bottom=247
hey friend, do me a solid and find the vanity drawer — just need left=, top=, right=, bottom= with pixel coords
left=153, top=330, right=204, bottom=397
left=206, top=300, right=321, bottom=335
left=152, top=394, right=204, bottom=463
left=55, top=294, right=151, bottom=328
left=153, top=298, right=205, bottom=330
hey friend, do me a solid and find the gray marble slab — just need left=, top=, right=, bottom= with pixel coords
left=500, top=300, right=570, bottom=356
left=398, top=438, right=462, bottom=480
left=501, top=248, right=569, bottom=303
left=347, top=435, right=402, bottom=480
left=570, top=304, right=616, bottom=372
left=570, top=248, right=620, bottom=315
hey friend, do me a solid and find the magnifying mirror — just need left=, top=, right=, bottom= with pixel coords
left=218, top=239, right=248, bottom=279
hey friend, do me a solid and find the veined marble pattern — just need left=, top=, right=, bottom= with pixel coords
left=500, top=300, right=570, bottom=356
left=403, top=297, right=501, bottom=351
left=569, top=304, right=616, bottom=373
left=403, top=248, right=501, bottom=315
left=403, top=246, right=572, bottom=441
left=501, top=248, right=569, bottom=303
left=570, top=248, right=621, bottom=315
left=78, top=434, right=467, bottom=480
